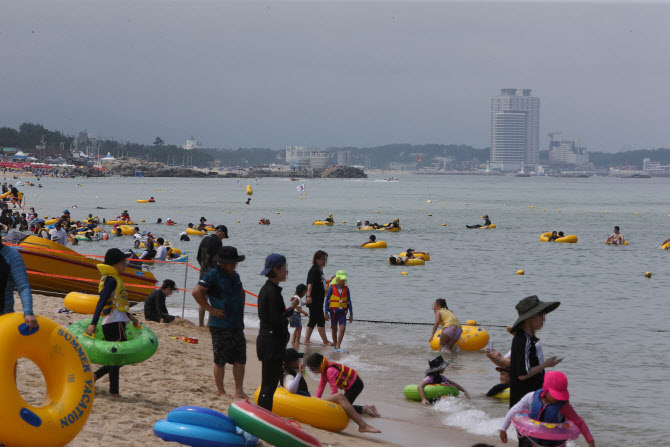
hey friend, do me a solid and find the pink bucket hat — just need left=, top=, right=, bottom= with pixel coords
left=542, top=371, right=570, bottom=401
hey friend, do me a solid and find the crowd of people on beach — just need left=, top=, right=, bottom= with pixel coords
left=0, top=191, right=606, bottom=446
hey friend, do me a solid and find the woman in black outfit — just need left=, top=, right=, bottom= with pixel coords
left=256, top=253, right=299, bottom=411
left=303, top=250, right=332, bottom=345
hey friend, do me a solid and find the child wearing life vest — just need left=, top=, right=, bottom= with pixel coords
left=324, top=270, right=353, bottom=352
left=418, top=355, right=470, bottom=404
left=86, top=248, right=141, bottom=397
left=430, top=298, right=462, bottom=352
left=306, top=352, right=381, bottom=418
left=500, top=371, right=595, bottom=447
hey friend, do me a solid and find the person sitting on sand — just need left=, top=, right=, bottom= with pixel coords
left=500, top=371, right=595, bottom=447
left=192, top=246, right=248, bottom=399
left=486, top=366, right=510, bottom=397
left=361, top=234, right=377, bottom=247
left=306, top=352, right=382, bottom=419
left=467, top=215, right=492, bottom=229
left=144, top=279, right=177, bottom=323
left=606, top=226, right=624, bottom=245
left=283, top=348, right=381, bottom=434
left=430, top=298, right=462, bottom=352
left=418, top=355, right=470, bottom=404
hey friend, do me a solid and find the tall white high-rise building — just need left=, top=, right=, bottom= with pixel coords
left=490, top=88, right=540, bottom=171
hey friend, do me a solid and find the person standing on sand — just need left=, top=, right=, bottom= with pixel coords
left=304, top=250, right=332, bottom=346
left=256, top=254, right=300, bottom=411
left=196, top=225, right=229, bottom=327
left=192, top=246, right=247, bottom=399
left=509, top=295, right=563, bottom=447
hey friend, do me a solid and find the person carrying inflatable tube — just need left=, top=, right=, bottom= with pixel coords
left=85, top=248, right=142, bottom=397
left=466, top=215, right=492, bottom=229
left=0, top=225, right=37, bottom=329
left=500, top=371, right=595, bottom=447
left=282, top=348, right=381, bottom=434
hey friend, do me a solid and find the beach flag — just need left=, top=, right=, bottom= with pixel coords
left=296, top=184, right=305, bottom=193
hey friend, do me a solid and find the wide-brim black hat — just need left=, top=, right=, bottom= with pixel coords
left=214, top=246, right=245, bottom=263
left=510, top=295, right=560, bottom=333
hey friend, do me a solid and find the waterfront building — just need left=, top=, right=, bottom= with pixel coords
left=285, top=146, right=332, bottom=171
left=550, top=140, right=589, bottom=167
left=183, top=138, right=202, bottom=150
left=490, top=88, right=540, bottom=171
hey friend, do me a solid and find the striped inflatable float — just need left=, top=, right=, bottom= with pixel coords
left=228, top=400, right=321, bottom=447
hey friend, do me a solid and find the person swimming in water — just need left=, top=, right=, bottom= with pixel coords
left=606, top=226, right=624, bottom=245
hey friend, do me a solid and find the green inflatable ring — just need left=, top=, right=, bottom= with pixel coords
left=67, top=318, right=159, bottom=366
left=402, top=384, right=459, bottom=401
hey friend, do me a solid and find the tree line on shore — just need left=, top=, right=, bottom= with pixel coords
left=1, top=122, right=669, bottom=170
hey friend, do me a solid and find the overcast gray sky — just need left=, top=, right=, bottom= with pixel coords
left=1, top=1, right=669, bottom=151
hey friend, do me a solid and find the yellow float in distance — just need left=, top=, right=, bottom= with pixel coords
left=539, top=232, right=578, bottom=243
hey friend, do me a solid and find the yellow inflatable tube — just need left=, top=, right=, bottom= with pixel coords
left=0, top=313, right=94, bottom=447
left=358, top=226, right=380, bottom=231
left=662, top=243, right=670, bottom=250
left=480, top=224, right=496, bottom=229
left=605, top=241, right=628, bottom=245
left=106, top=220, right=136, bottom=226
left=313, top=220, right=334, bottom=226
left=430, top=321, right=490, bottom=351
left=137, top=199, right=150, bottom=203
left=383, top=226, right=401, bottom=232
left=493, top=388, right=510, bottom=400
left=399, top=252, right=430, bottom=261
left=253, top=386, right=349, bottom=432
left=361, top=241, right=387, bottom=248
left=64, top=292, right=99, bottom=314
left=389, top=256, right=425, bottom=266
left=186, top=228, right=207, bottom=235
left=111, top=226, right=134, bottom=235
left=44, top=218, right=58, bottom=225
left=539, top=232, right=578, bottom=243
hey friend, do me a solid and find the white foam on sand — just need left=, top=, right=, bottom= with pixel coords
left=433, top=397, right=517, bottom=439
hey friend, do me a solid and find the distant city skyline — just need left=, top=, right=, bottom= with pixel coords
left=2, top=1, right=669, bottom=152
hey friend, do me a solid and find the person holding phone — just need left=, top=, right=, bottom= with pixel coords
left=508, top=295, right=563, bottom=447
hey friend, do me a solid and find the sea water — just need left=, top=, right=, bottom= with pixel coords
left=28, top=174, right=670, bottom=446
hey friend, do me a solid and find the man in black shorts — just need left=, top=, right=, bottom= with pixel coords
left=192, top=246, right=247, bottom=399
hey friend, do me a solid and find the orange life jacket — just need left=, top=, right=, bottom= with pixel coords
left=328, top=286, right=348, bottom=310
left=327, top=362, right=356, bottom=389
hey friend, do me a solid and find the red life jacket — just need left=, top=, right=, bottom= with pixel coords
left=328, top=286, right=348, bottom=310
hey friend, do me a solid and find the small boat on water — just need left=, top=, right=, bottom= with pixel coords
left=386, top=177, right=399, bottom=181
left=12, top=235, right=157, bottom=302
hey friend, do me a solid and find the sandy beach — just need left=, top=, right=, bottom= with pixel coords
left=11, top=294, right=501, bottom=447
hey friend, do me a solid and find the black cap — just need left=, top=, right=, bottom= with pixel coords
left=104, top=248, right=126, bottom=266
left=162, top=279, right=177, bottom=290
left=284, top=348, right=304, bottom=363
left=215, top=225, right=228, bottom=236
